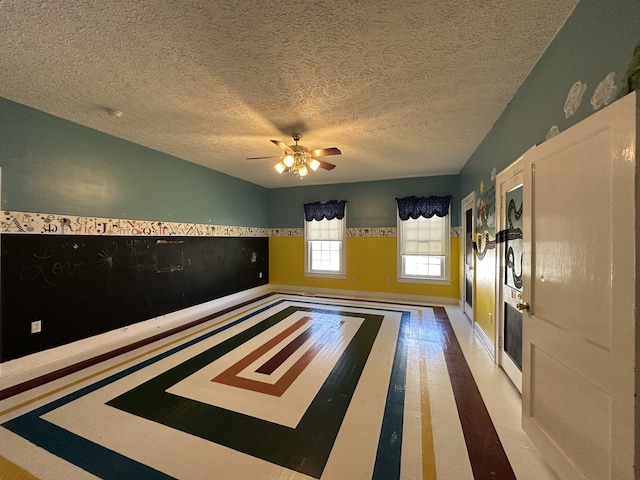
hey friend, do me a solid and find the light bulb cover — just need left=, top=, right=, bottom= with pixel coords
left=283, top=154, right=295, bottom=167
left=274, top=162, right=286, bottom=174
left=308, top=159, right=320, bottom=171
left=298, top=165, right=308, bottom=177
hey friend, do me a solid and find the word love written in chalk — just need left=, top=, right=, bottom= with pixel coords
left=18, top=249, right=86, bottom=286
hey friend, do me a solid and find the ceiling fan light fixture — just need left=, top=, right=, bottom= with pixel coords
left=250, top=134, right=339, bottom=178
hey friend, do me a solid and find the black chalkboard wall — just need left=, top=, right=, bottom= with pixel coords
left=0, top=234, right=269, bottom=362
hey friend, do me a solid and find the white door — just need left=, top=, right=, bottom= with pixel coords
left=521, top=92, right=637, bottom=480
left=461, top=192, right=475, bottom=322
left=495, top=161, right=523, bottom=392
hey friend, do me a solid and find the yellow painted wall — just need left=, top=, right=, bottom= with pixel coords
left=270, top=236, right=461, bottom=300
left=474, top=249, right=496, bottom=340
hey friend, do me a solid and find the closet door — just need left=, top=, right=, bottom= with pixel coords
left=521, top=92, right=637, bottom=480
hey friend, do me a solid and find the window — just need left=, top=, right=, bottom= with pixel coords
left=397, top=195, right=451, bottom=283
left=304, top=200, right=347, bottom=277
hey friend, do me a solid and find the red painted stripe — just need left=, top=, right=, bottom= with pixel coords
left=432, top=306, right=516, bottom=480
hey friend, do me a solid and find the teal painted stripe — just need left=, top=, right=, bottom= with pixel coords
left=372, top=312, right=410, bottom=480
left=5, top=414, right=174, bottom=480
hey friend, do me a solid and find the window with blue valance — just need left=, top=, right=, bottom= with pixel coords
left=303, top=200, right=347, bottom=222
left=395, top=195, right=452, bottom=221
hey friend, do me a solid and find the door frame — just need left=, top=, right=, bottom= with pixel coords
left=494, top=156, right=524, bottom=375
left=461, top=191, right=475, bottom=322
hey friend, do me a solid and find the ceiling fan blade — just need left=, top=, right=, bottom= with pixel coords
left=271, top=140, right=294, bottom=152
left=246, top=155, right=282, bottom=160
left=310, top=147, right=341, bottom=157
left=316, top=159, right=336, bottom=170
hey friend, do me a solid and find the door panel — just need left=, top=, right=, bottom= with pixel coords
left=522, top=92, right=637, bottom=480
left=530, top=343, right=611, bottom=480
left=503, top=303, right=522, bottom=369
left=531, top=134, right=612, bottom=348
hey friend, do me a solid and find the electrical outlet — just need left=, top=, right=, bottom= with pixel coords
left=489, top=313, right=493, bottom=324
left=385, top=277, right=390, bottom=284
left=31, top=320, right=42, bottom=334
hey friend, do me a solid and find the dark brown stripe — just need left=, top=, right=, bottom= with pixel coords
left=0, top=293, right=275, bottom=401
left=256, top=323, right=315, bottom=374
left=432, top=306, right=516, bottom=480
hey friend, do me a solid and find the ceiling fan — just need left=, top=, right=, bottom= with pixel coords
left=247, top=134, right=341, bottom=177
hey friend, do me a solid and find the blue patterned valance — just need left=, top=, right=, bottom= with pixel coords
left=304, top=200, right=347, bottom=222
left=396, top=195, right=451, bottom=221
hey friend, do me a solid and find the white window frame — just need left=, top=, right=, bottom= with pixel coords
left=397, top=208, right=451, bottom=285
left=304, top=213, right=347, bottom=278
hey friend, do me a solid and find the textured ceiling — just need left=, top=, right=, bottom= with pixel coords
left=0, top=0, right=578, bottom=188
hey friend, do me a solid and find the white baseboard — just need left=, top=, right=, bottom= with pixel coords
left=473, top=321, right=495, bottom=362
left=0, top=285, right=271, bottom=388
left=269, top=284, right=458, bottom=306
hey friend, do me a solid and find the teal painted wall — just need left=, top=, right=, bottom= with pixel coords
left=267, top=175, right=460, bottom=228
left=0, top=98, right=269, bottom=227
left=459, top=0, right=640, bottom=197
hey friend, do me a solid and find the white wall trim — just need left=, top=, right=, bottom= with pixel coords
left=269, top=283, right=458, bottom=306
left=473, top=321, right=495, bottom=362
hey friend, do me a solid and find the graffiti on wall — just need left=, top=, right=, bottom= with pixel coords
left=504, top=194, right=523, bottom=290
left=475, top=179, right=496, bottom=260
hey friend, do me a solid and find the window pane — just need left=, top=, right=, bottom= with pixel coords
left=400, top=216, right=446, bottom=255
left=310, top=241, right=342, bottom=271
left=403, top=255, right=444, bottom=277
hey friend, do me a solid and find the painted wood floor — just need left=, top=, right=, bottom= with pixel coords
left=0, top=295, right=558, bottom=479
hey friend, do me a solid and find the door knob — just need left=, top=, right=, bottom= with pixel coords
left=516, top=302, right=530, bottom=312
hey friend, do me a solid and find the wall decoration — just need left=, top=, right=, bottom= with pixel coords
left=564, top=80, right=587, bottom=118
left=1, top=211, right=270, bottom=238
left=270, top=228, right=305, bottom=237
left=591, top=72, right=617, bottom=110
left=347, top=227, right=397, bottom=238
left=475, top=180, right=496, bottom=260
left=504, top=194, right=523, bottom=290
left=618, top=41, right=640, bottom=98
left=1, top=211, right=462, bottom=240
left=546, top=125, right=560, bottom=140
